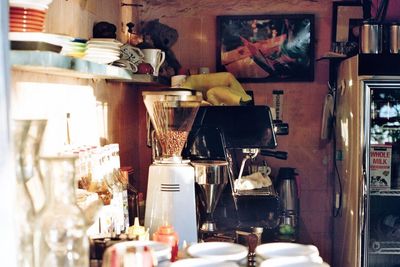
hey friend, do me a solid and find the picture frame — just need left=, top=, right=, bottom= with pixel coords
left=331, top=1, right=364, bottom=44
left=216, top=14, right=315, bottom=83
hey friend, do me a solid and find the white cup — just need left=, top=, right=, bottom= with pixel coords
left=141, top=48, right=165, bottom=76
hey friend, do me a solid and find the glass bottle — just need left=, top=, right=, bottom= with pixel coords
left=13, top=119, right=47, bottom=267
left=35, top=155, right=89, bottom=267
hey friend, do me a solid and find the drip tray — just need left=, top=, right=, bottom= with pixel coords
left=235, top=185, right=277, bottom=196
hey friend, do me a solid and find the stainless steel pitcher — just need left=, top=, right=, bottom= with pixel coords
left=277, top=167, right=299, bottom=213
left=360, top=22, right=383, bottom=54
left=390, top=23, right=400, bottom=54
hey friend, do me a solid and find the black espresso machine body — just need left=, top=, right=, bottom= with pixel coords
left=182, top=105, right=287, bottom=241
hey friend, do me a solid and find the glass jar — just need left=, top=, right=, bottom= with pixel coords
left=35, top=155, right=89, bottom=267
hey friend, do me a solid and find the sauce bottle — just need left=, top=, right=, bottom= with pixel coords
left=153, top=225, right=179, bottom=262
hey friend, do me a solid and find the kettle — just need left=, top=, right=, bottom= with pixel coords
left=276, top=167, right=300, bottom=238
left=276, top=167, right=299, bottom=214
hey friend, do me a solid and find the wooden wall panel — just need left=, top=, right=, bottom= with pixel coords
left=45, top=0, right=134, bottom=42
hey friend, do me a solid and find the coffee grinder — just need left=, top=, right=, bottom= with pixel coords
left=143, top=90, right=202, bottom=247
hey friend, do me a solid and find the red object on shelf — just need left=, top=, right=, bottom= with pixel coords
left=137, top=62, right=154, bottom=74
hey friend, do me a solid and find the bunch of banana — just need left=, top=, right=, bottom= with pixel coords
left=180, top=72, right=252, bottom=105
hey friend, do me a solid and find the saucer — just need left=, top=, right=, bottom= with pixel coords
left=171, top=258, right=240, bottom=267
left=187, top=242, right=248, bottom=262
left=256, top=242, right=319, bottom=260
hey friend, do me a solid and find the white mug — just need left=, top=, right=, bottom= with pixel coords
left=141, top=48, right=165, bottom=76
left=250, top=164, right=271, bottom=176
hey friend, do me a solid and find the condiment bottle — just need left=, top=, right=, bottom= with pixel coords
left=128, top=217, right=149, bottom=241
left=153, top=225, right=179, bottom=262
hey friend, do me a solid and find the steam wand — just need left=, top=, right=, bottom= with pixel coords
left=237, top=149, right=259, bottom=186
left=237, top=148, right=287, bottom=183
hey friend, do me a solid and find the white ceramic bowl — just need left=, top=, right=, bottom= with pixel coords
left=256, top=242, right=319, bottom=260
left=260, top=256, right=330, bottom=267
left=187, top=242, right=248, bottom=262
left=102, top=240, right=171, bottom=267
left=171, top=258, right=239, bottom=267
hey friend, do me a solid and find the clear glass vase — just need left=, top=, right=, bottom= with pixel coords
left=35, top=155, right=89, bottom=267
left=13, top=119, right=47, bottom=267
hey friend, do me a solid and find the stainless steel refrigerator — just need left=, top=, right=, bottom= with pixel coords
left=334, top=54, right=400, bottom=267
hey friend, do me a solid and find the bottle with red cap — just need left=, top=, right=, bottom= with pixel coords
left=153, top=224, right=179, bottom=262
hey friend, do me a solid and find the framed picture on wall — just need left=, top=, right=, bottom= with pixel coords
left=332, top=1, right=364, bottom=43
left=216, top=14, right=315, bottom=83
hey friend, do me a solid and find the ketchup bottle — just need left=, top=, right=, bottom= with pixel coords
left=153, top=225, right=179, bottom=262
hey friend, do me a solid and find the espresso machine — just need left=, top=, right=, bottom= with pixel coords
left=182, top=105, right=288, bottom=241
left=143, top=90, right=202, bottom=247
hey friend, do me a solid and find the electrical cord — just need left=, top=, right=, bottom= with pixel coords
left=330, top=82, right=343, bottom=218
left=333, top=128, right=343, bottom=218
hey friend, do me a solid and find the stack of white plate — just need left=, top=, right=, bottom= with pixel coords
left=9, top=32, right=73, bottom=51
left=83, top=38, right=122, bottom=64
left=171, top=258, right=240, bottom=267
left=260, top=257, right=330, bottom=267
left=185, top=241, right=248, bottom=266
left=255, top=242, right=330, bottom=266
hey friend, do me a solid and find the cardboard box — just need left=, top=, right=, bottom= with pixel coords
left=370, top=144, right=392, bottom=190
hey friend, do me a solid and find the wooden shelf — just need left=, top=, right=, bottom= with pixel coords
left=10, top=50, right=166, bottom=85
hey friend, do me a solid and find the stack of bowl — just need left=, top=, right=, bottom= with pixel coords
left=61, top=38, right=88, bottom=58
left=9, top=0, right=53, bottom=32
left=255, top=242, right=330, bottom=266
left=183, top=241, right=248, bottom=266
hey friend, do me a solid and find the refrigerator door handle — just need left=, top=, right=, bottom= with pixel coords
left=361, top=193, right=367, bottom=233
left=361, top=170, right=367, bottom=233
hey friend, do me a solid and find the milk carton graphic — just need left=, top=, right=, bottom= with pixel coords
left=370, top=144, right=392, bottom=190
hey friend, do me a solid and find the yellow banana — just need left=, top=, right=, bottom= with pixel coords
left=181, top=72, right=252, bottom=105
left=206, top=86, right=242, bottom=105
